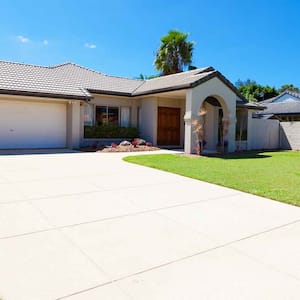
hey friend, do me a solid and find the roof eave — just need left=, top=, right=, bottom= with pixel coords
left=132, top=84, right=190, bottom=97
left=132, top=71, right=251, bottom=101
left=261, top=112, right=300, bottom=116
left=87, top=89, right=133, bottom=97
left=189, top=71, right=248, bottom=102
left=237, top=103, right=266, bottom=110
left=0, top=89, right=89, bottom=100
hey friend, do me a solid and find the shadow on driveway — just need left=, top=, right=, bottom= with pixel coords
left=0, top=148, right=79, bottom=156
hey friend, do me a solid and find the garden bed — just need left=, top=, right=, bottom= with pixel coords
left=100, top=145, right=160, bottom=152
left=79, top=138, right=160, bottom=153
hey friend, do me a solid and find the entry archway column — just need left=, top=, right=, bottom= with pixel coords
left=184, top=89, right=205, bottom=154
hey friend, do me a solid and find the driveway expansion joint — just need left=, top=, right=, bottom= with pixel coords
left=56, top=217, right=300, bottom=299
left=0, top=192, right=239, bottom=240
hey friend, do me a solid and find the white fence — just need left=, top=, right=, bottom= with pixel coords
left=280, top=122, right=300, bottom=150
left=249, top=119, right=280, bottom=150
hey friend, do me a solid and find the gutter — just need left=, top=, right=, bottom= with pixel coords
left=87, top=89, right=132, bottom=97
left=0, top=88, right=89, bottom=101
left=237, top=103, right=266, bottom=110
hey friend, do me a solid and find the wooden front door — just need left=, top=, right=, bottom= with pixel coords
left=157, top=107, right=181, bottom=145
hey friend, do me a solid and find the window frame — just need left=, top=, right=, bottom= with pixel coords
left=95, top=105, right=131, bottom=127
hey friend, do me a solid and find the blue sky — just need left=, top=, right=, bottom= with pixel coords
left=1, top=0, right=299, bottom=88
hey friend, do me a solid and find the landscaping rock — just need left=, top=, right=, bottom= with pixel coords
left=100, top=145, right=160, bottom=152
left=119, top=140, right=131, bottom=146
left=133, top=138, right=146, bottom=145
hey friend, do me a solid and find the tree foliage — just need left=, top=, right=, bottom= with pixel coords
left=236, top=79, right=285, bottom=102
left=154, top=30, right=194, bottom=75
left=278, top=84, right=300, bottom=94
left=137, top=74, right=160, bottom=80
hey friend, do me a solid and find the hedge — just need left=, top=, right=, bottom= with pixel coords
left=84, top=125, right=138, bottom=139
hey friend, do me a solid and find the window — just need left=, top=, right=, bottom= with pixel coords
left=83, top=104, right=93, bottom=125
left=120, top=107, right=130, bottom=127
left=96, top=106, right=119, bottom=126
left=236, top=108, right=248, bottom=140
left=95, top=106, right=130, bottom=127
left=137, top=107, right=141, bottom=131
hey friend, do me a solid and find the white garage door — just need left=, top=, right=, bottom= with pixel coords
left=0, top=100, right=67, bottom=149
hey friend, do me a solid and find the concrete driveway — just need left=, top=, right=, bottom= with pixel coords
left=0, top=150, right=300, bottom=300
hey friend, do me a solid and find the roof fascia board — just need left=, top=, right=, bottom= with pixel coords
left=237, top=103, right=266, bottom=110
left=87, top=89, right=132, bottom=97
left=132, top=84, right=190, bottom=97
left=263, top=112, right=300, bottom=116
left=0, top=89, right=88, bottom=100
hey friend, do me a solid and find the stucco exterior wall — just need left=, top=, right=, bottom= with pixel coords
left=88, top=94, right=139, bottom=127
left=280, top=122, right=300, bottom=150
left=248, top=118, right=279, bottom=150
left=81, top=94, right=185, bottom=146
left=139, top=97, right=157, bottom=144
left=81, top=94, right=139, bottom=146
left=184, top=77, right=237, bottom=154
left=67, top=101, right=81, bottom=149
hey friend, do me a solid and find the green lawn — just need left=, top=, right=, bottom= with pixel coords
left=124, top=151, right=300, bottom=207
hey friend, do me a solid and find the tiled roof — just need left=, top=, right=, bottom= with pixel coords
left=260, top=90, right=300, bottom=104
left=0, top=61, right=142, bottom=99
left=0, top=61, right=244, bottom=101
left=239, top=101, right=265, bottom=110
left=132, top=67, right=215, bottom=95
left=283, top=90, right=300, bottom=99
left=257, top=90, right=300, bottom=115
left=256, top=101, right=300, bottom=115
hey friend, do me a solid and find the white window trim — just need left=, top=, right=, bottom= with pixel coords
left=95, top=105, right=131, bottom=127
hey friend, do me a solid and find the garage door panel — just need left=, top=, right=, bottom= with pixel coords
left=0, top=101, right=67, bottom=149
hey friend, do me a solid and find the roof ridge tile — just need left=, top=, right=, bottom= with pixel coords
left=144, top=66, right=214, bottom=82
left=0, top=60, right=50, bottom=69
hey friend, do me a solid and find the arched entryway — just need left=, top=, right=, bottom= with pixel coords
left=195, top=96, right=230, bottom=153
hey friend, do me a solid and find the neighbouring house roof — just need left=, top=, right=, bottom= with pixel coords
left=261, top=90, right=300, bottom=104
left=256, top=101, right=300, bottom=115
left=255, top=90, right=300, bottom=117
left=0, top=60, right=256, bottom=107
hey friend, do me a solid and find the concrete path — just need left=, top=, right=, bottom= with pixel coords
left=0, top=150, right=300, bottom=300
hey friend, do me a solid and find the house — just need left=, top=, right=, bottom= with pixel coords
left=255, top=90, right=300, bottom=121
left=0, top=61, right=263, bottom=153
left=254, top=91, right=300, bottom=150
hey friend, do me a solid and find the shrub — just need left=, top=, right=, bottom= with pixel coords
left=84, top=125, right=138, bottom=139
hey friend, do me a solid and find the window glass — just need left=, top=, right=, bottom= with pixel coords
left=137, top=107, right=141, bottom=131
left=121, top=107, right=130, bottom=127
left=96, top=106, right=107, bottom=126
left=108, top=107, right=119, bottom=125
left=84, top=104, right=93, bottom=125
left=96, top=106, right=119, bottom=126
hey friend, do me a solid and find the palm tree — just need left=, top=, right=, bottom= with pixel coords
left=154, top=30, right=194, bottom=75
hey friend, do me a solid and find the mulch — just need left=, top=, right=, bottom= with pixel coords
left=79, top=145, right=160, bottom=153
